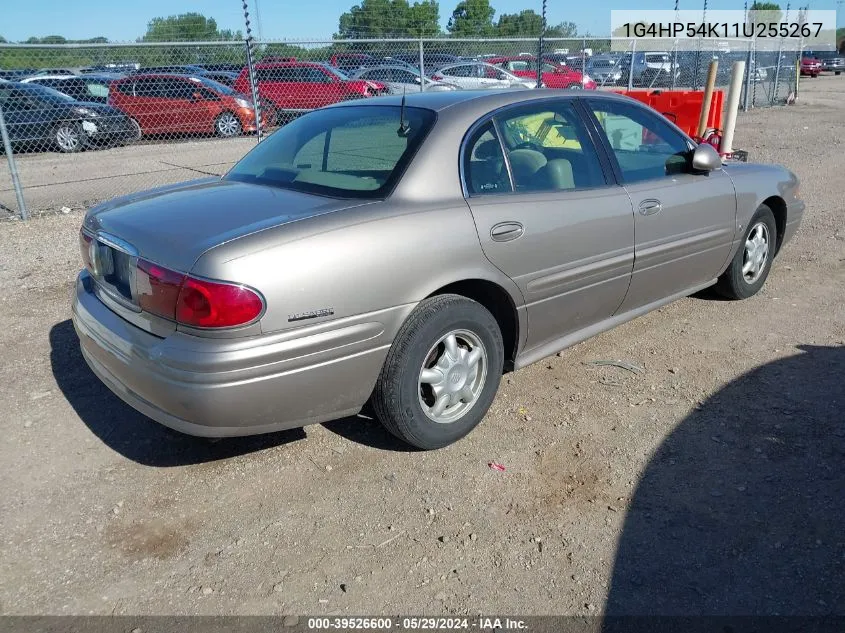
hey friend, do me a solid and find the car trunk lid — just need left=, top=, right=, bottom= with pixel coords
left=85, top=178, right=366, bottom=271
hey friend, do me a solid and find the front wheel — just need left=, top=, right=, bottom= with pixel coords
left=55, top=121, right=84, bottom=153
left=215, top=112, right=242, bottom=137
left=565, top=83, right=583, bottom=90
left=371, top=294, right=504, bottom=450
left=715, top=204, right=777, bottom=300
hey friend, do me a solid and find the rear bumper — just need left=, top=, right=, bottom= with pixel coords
left=72, top=271, right=405, bottom=437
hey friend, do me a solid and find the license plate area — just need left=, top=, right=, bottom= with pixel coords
left=88, top=232, right=139, bottom=309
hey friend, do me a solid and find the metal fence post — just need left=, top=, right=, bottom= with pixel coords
left=773, top=45, right=783, bottom=104
left=671, top=39, right=678, bottom=90
left=743, top=40, right=753, bottom=111
left=581, top=37, right=586, bottom=88
left=0, top=104, right=28, bottom=221
left=418, top=39, right=425, bottom=92
left=752, top=40, right=758, bottom=107
left=242, top=0, right=263, bottom=142
left=627, top=38, right=636, bottom=91
left=536, top=0, right=547, bottom=89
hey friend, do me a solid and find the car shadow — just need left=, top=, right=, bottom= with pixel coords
left=50, top=319, right=308, bottom=467
left=321, top=408, right=415, bottom=453
left=604, top=344, right=845, bottom=618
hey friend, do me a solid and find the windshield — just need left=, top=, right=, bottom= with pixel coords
left=23, top=84, right=77, bottom=103
left=320, top=63, right=350, bottom=80
left=226, top=105, right=436, bottom=198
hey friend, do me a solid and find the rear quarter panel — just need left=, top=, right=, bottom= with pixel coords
left=189, top=200, right=525, bottom=341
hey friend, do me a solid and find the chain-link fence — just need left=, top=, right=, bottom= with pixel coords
left=0, top=36, right=803, bottom=219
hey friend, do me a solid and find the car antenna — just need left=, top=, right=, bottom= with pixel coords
left=397, top=86, right=410, bottom=137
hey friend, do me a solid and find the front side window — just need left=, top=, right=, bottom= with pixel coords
left=586, top=99, right=692, bottom=183
left=226, top=105, right=435, bottom=198
left=495, top=102, right=606, bottom=192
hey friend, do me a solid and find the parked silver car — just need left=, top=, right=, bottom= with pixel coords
left=350, top=65, right=459, bottom=94
left=430, top=62, right=536, bottom=90
left=72, top=90, right=804, bottom=449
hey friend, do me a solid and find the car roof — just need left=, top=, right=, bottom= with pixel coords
left=254, top=61, right=324, bottom=69
left=325, top=88, right=630, bottom=115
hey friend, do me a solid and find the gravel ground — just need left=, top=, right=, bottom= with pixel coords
left=0, top=76, right=843, bottom=617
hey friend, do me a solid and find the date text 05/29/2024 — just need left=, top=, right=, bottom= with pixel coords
left=306, top=617, right=528, bottom=631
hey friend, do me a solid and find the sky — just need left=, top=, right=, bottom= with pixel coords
left=3, top=0, right=844, bottom=42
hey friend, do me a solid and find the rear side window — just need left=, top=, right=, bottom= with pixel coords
left=226, top=105, right=436, bottom=199
left=496, top=103, right=605, bottom=192
left=86, top=82, right=109, bottom=99
left=463, top=123, right=511, bottom=195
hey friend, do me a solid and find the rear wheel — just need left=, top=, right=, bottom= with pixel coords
left=565, top=83, right=583, bottom=90
left=55, top=121, right=84, bottom=153
left=215, top=112, right=242, bottom=137
left=372, top=294, right=504, bottom=450
left=715, top=205, right=777, bottom=300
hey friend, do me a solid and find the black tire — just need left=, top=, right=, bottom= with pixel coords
left=565, top=83, right=583, bottom=90
left=372, top=294, right=504, bottom=450
left=715, top=204, right=777, bottom=300
left=129, top=117, right=142, bottom=141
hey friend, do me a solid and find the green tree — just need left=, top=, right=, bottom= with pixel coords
left=547, top=21, right=578, bottom=38
left=496, top=10, right=543, bottom=37
left=141, top=13, right=240, bottom=42
left=748, top=2, right=783, bottom=24
left=447, top=0, right=495, bottom=37
left=337, top=0, right=439, bottom=38
left=0, top=35, right=7, bottom=43
left=408, top=0, right=440, bottom=36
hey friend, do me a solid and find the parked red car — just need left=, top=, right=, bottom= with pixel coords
left=233, top=61, right=387, bottom=117
left=800, top=57, right=822, bottom=77
left=109, top=74, right=270, bottom=137
left=485, top=55, right=597, bottom=90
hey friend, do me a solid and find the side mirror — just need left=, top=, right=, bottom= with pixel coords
left=691, top=143, right=722, bottom=172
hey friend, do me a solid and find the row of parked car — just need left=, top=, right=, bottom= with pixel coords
left=2, top=47, right=841, bottom=153
left=0, top=54, right=597, bottom=153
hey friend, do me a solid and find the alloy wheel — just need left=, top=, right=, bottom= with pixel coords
left=742, top=221, right=770, bottom=284
left=418, top=329, right=488, bottom=424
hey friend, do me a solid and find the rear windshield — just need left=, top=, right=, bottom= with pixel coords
left=226, top=105, right=436, bottom=198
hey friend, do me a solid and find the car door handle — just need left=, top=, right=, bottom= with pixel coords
left=490, top=222, right=524, bottom=242
left=638, top=199, right=662, bottom=216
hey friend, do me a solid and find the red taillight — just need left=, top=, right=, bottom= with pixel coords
left=79, top=230, right=93, bottom=271
left=176, top=277, right=264, bottom=328
left=135, top=258, right=263, bottom=329
left=432, top=74, right=443, bottom=81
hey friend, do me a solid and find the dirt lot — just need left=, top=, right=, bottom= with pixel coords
left=0, top=76, right=843, bottom=617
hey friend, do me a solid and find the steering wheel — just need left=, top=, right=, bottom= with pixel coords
left=513, top=141, right=544, bottom=152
